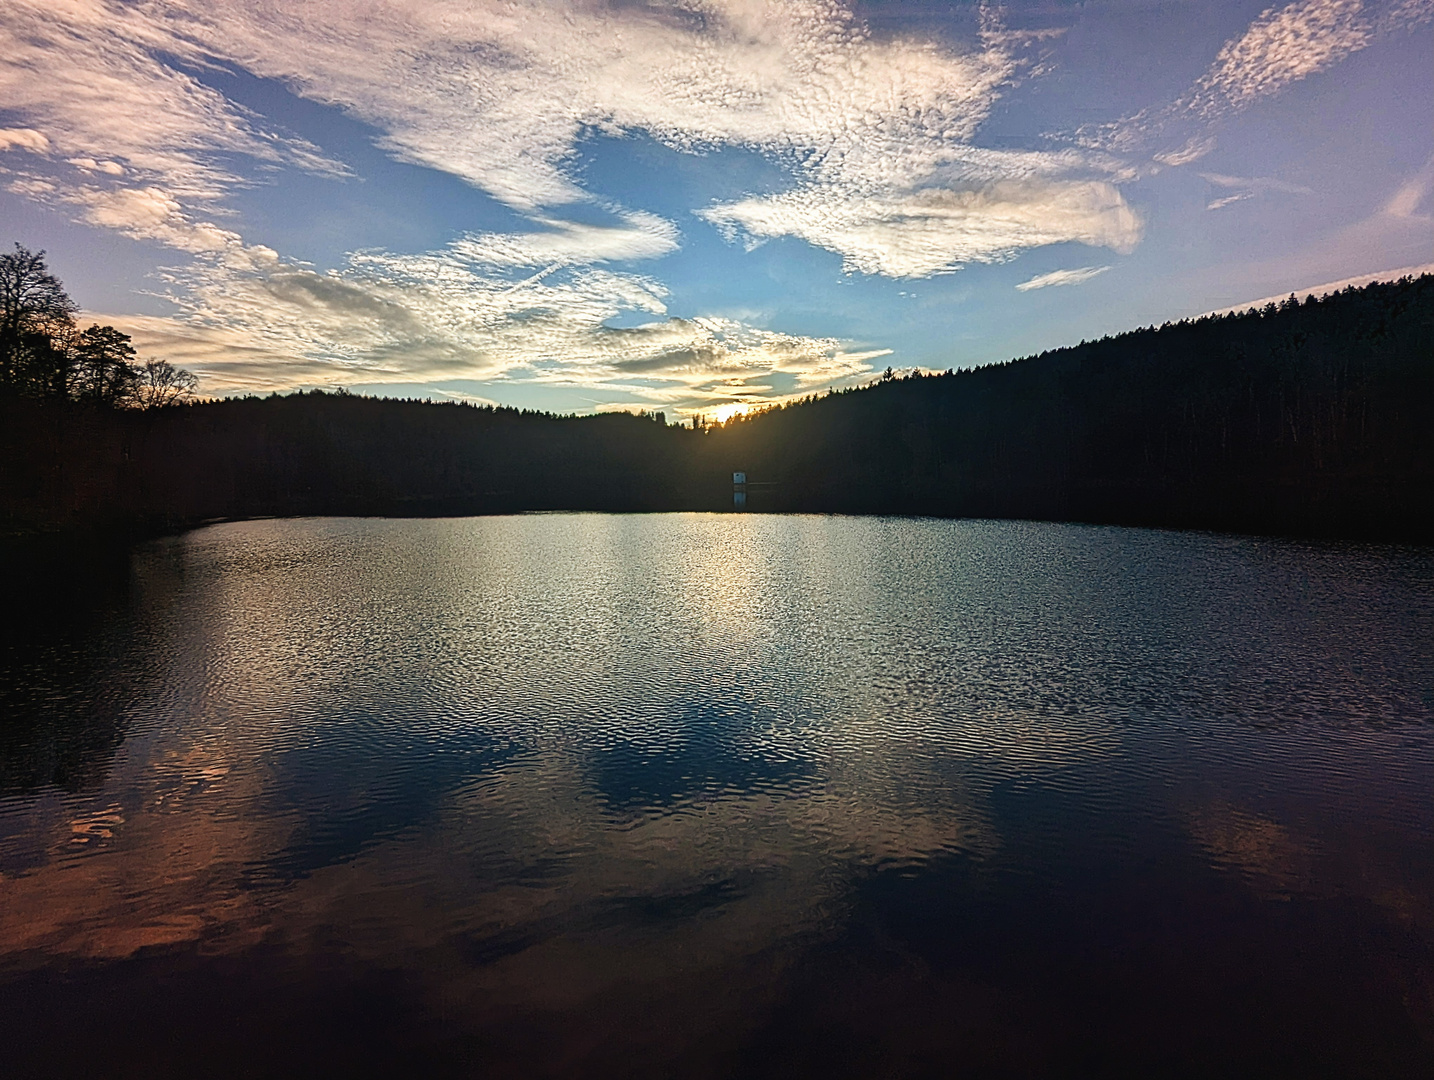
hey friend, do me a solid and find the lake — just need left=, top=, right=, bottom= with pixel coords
left=1, top=514, right=1431, bottom=1077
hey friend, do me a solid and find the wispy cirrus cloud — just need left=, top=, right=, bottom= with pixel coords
left=1201, top=172, right=1313, bottom=210
left=1081, top=0, right=1433, bottom=162
left=450, top=212, right=680, bottom=270
left=0, top=1, right=347, bottom=199
left=704, top=176, right=1140, bottom=279
left=1198, top=260, right=1434, bottom=316
left=1015, top=265, right=1111, bottom=292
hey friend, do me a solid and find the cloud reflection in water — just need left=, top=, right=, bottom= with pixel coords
left=0, top=515, right=1431, bottom=1074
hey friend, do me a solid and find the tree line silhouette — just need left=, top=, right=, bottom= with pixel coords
left=1, top=244, right=197, bottom=408
left=2, top=245, right=1430, bottom=543
left=710, top=275, right=1433, bottom=538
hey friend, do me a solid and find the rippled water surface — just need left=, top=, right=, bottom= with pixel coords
left=2, top=515, right=1432, bottom=1077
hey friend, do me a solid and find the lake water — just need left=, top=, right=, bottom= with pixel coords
left=1, top=514, right=1432, bottom=1077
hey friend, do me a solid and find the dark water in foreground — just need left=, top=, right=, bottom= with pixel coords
left=1, top=515, right=1432, bottom=1078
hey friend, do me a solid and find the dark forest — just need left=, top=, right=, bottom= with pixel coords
left=3, top=273, right=1431, bottom=544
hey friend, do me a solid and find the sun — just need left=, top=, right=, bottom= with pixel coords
left=705, top=401, right=755, bottom=425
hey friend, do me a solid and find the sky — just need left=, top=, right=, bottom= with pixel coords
left=1, top=0, right=1431, bottom=418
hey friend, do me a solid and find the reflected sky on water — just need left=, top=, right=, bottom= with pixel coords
left=1, top=515, right=1431, bottom=1077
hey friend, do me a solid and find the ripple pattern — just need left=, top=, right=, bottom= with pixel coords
left=1, top=514, right=1431, bottom=1076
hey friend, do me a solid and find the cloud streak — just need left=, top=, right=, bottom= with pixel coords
left=1082, top=0, right=1432, bottom=161
left=704, top=178, right=1140, bottom=278
left=1201, top=171, right=1313, bottom=210
left=451, top=212, right=680, bottom=269
left=1015, top=265, right=1111, bottom=292
left=1191, top=0, right=1375, bottom=116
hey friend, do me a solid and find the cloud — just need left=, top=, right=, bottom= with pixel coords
left=91, top=225, right=885, bottom=409
left=67, top=156, right=126, bottom=176
left=1381, top=152, right=1434, bottom=219
left=451, top=212, right=680, bottom=268
left=1201, top=172, right=1311, bottom=193
left=22, top=0, right=1418, bottom=400
left=2, top=1, right=1137, bottom=284
left=1083, top=0, right=1432, bottom=161
left=1199, top=262, right=1434, bottom=316
left=1200, top=171, right=1313, bottom=210
left=0, top=127, right=50, bottom=153
left=0, top=1, right=348, bottom=201
left=1015, top=265, right=1111, bottom=291
left=1205, top=192, right=1253, bottom=211
left=159, top=0, right=1021, bottom=212
left=703, top=179, right=1141, bottom=278
left=13, top=179, right=284, bottom=272
left=191, top=0, right=1102, bottom=278
left=1189, top=0, right=1374, bottom=117
left=1152, top=136, right=1217, bottom=168
left=75, top=186, right=278, bottom=264
left=0, top=0, right=1142, bottom=406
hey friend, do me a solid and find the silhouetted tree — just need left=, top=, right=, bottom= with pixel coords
left=73, top=324, right=141, bottom=406
left=22, top=313, right=80, bottom=400
left=136, top=358, right=199, bottom=409
left=0, top=244, right=77, bottom=392
left=0, top=244, right=200, bottom=407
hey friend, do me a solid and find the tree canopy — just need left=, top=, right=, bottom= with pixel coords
left=0, top=244, right=195, bottom=407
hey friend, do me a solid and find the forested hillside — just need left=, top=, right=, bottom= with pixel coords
left=3, top=274, right=1431, bottom=542
left=712, top=274, right=1434, bottom=537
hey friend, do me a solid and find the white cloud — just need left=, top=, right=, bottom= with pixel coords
left=703, top=178, right=1141, bottom=278
left=0, top=1, right=347, bottom=201
left=189, top=0, right=1107, bottom=277
left=29, top=182, right=281, bottom=270
left=0, top=127, right=50, bottom=153
left=166, top=0, right=1020, bottom=213
left=34, top=0, right=1429, bottom=402
left=0, top=0, right=1151, bottom=407
left=1381, top=153, right=1434, bottom=219
left=1015, top=265, right=1111, bottom=292
left=451, top=212, right=680, bottom=268
left=1201, top=172, right=1311, bottom=193
left=1206, top=192, right=1254, bottom=211
left=1199, top=261, right=1434, bottom=316
left=89, top=225, right=884, bottom=408
left=1152, top=136, right=1216, bottom=168
left=67, top=157, right=127, bottom=176
left=1, top=0, right=1138, bottom=284
left=1190, top=0, right=1374, bottom=117
left=1084, top=0, right=1432, bottom=161
left=1200, top=171, right=1313, bottom=210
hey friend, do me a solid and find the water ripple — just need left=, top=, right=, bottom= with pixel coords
left=0, top=515, right=1431, bottom=1075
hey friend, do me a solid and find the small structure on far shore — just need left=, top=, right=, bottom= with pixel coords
left=733, top=472, right=746, bottom=509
